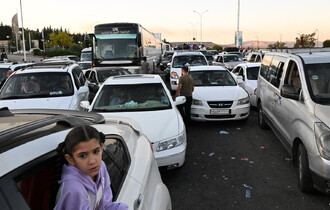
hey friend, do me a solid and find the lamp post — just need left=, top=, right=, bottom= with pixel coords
left=236, top=0, right=240, bottom=48
left=189, top=22, right=198, bottom=44
left=19, top=0, right=26, bottom=62
left=315, top=29, right=319, bottom=48
left=193, top=10, right=208, bottom=46
left=279, top=33, right=282, bottom=43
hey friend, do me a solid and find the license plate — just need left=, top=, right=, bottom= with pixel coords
left=210, top=109, right=230, bottom=114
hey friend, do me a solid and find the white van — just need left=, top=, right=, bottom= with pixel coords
left=256, top=48, right=330, bottom=193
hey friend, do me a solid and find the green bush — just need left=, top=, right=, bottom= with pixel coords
left=33, top=49, right=42, bottom=56
left=45, top=48, right=80, bottom=57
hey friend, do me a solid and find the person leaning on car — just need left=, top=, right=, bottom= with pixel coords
left=174, top=65, right=194, bottom=126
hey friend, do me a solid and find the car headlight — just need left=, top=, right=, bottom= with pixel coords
left=193, top=99, right=203, bottom=106
left=315, top=122, right=330, bottom=160
left=171, top=72, right=178, bottom=79
left=237, top=96, right=249, bottom=105
left=156, top=132, right=185, bottom=152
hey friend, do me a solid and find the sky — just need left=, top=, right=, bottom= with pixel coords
left=0, top=0, right=329, bottom=45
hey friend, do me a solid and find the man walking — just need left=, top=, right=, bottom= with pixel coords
left=141, top=56, right=150, bottom=74
left=174, top=65, right=194, bottom=126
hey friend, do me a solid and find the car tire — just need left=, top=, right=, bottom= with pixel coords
left=258, top=103, right=269, bottom=129
left=297, top=144, right=314, bottom=193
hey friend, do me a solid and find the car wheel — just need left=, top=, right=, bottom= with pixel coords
left=258, top=103, right=269, bottom=129
left=297, top=144, right=314, bottom=193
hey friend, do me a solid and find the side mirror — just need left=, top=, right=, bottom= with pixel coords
left=175, top=96, right=186, bottom=106
left=167, top=63, right=171, bottom=67
left=236, top=76, right=244, bottom=84
left=281, top=84, right=299, bottom=100
left=80, top=100, right=91, bottom=109
left=84, top=34, right=90, bottom=48
left=78, top=86, right=89, bottom=94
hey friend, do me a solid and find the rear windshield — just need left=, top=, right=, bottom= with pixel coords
left=172, top=55, right=207, bottom=68
left=0, top=72, right=74, bottom=100
left=93, top=83, right=171, bottom=112
left=224, top=55, right=243, bottom=62
left=97, top=69, right=131, bottom=83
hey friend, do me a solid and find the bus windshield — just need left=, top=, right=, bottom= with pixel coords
left=94, top=34, right=139, bottom=60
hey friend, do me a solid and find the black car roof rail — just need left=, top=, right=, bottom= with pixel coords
left=24, top=61, right=75, bottom=70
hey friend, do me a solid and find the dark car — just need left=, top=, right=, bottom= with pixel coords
left=160, top=51, right=174, bottom=71
left=87, top=67, right=131, bottom=102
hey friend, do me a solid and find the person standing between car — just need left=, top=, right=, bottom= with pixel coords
left=174, top=65, right=194, bottom=126
left=141, top=56, right=150, bottom=74
left=54, top=125, right=129, bottom=210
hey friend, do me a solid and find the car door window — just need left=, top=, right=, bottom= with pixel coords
left=102, top=135, right=130, bottom=200
left=284, top=60, right=301, bottom=93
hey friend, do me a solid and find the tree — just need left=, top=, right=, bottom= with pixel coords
left=0, top=23, right=12, bottom=40
left=323, top=40, right=330, bottom=48
left=294, top=32, right=316, bottom=48
left=208, top=44, right=223, bottom=51
left=267, top=41, right=287, bottom=49
left=49, top=31, right=74, bottom=48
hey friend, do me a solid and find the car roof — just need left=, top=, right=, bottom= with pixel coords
left=189, top=66, right=228, bottom=71
left=173, top=51, right=204, bottom=56
left=104, top=74, right=163, bottom=85
left=13, top=62, right=77, bottom=74
left=238, top=62, right=261, bottom=67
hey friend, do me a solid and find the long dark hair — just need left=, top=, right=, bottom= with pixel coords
left=56, top=124, right=105, bottom=159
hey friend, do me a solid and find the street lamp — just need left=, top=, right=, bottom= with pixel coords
left=315, top=29, right=319, bottom=48
left=193, top=10, right=208, bottom=46
left=279, top=33, right=282, bottom=43
left=189, top=22, right=198, bottom=43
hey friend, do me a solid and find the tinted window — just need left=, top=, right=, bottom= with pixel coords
left=0, top=72, right=74, bottom=99
left=246, top=66, right=260, bottom=80
left=102, top=136, right=130, bottom=200
left=260, top=55, right=273, bottom=79
left=96, top=69, right=131, bottom=83
left=93, top=83, right=171, bottom=112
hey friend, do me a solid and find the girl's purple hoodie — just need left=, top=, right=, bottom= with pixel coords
left=54, top=161, right=129, bottom=210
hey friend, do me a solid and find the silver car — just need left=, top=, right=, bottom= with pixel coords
left=256, top=49, right=330, bottom=194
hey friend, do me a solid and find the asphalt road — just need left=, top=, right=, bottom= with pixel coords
left=160, top=108, right=330, bottom=210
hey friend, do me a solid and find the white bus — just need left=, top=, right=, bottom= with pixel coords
left=85, top=23, right=162, bottom=74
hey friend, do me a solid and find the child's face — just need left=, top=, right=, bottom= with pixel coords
left=65, top=138, right=103, bottom=181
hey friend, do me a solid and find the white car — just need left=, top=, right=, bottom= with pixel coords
left=189, top=66, right=250, bottom=121
left=81, top=74, right=187, bottom=169
left=0, top=62, right=89, bottom=111
left=0, top=108, right=171, bottom=210
left=231, top=62, right=261, bottom=107
left=169, top=51, right=208, bottom=91
left=213, top=53, right=245, bottom=71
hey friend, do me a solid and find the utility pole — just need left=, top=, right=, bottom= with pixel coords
left=236, top=0, right=240, bottom=48
left=193, top=10, right=208, bottom=47
left=19, top=0, right=26, bottom=62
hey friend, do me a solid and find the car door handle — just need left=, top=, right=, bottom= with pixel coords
left=134, top=194, right=145, bottom=210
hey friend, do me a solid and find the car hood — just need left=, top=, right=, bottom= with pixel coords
left=100, top=109, right=182, bottom=143
left=0, top=97, right=73, bottom=110
left=315, top=104, right=330, bottom=127
left=225, top=61, right=243, bottom=67
left=193, top=86, right=248, bottom=101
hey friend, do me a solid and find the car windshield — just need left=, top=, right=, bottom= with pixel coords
left=190, top=70, right=237, bottom=86
left=93, top=83, right=171, bottom=112
left=79, top=62, right=92, bottom=70
left=247, top=66, right=260, bottom=80
left=94, top=34, right=139, bottom=60
left=0, top=72, right=74, bottom=99
left=305, top=63, right=330, bottom=104
left=224, top=55, right=243, bottom=62
left=97, top=69, right=131, bottom=83
left=172, top=55, right=207, bottom=68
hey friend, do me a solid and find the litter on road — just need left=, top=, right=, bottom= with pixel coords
left=219, top=131, right=230, bottom=134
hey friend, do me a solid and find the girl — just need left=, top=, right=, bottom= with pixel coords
left=54, top=125, right=129, bottom=210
